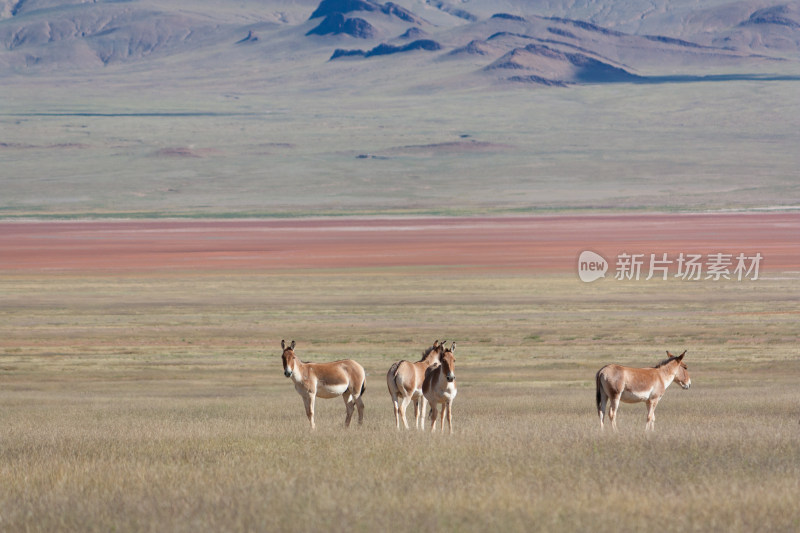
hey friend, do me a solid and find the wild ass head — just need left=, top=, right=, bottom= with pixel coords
left=281, top=340, right=297, bottom=378
left=666, top=350, right=691, bottom=389
left=440, top=342, right=456, bottom=382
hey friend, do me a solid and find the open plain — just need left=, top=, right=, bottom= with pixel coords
left=1, top=214, right=799, bottom=532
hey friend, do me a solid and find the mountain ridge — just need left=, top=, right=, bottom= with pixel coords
left=1, top=0, right=798, bottom=88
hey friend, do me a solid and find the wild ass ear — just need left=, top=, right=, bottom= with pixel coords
left=451, top=342, right=456, bottom=352
left=290, top=340, right=296, bottom=350
left=678, top=350, right=687, bottom=360
left=666, top=350, right=673, bottom=357
left=281, top=340, right=286, bottom=350
left=433, top=340, right=440, bottom=348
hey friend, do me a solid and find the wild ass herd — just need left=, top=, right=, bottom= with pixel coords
left=280, top=340, right=691, bottom=433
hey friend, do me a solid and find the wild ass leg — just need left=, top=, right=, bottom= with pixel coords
left=445, top=400, right=453, bottom=434
left=645, top=398, right=658, bottom=431
left=429, top=403, right=439, bottom=432
left=391, top=395, right=401, bottom=430
left=399, top=395, right=412, bottom=430
left=438, top=403, right=446, bottom=433
left=414, top=397, right=427, bottom=430
left=303, top=395, right=316, bottom=430
left=343, top=393, right=355, bottom=428
left=356, top=394, right=364, bottom=426
left=608, top=394, right=621, bottom=432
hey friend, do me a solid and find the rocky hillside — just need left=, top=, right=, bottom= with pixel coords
left=1, top=0, right=798, bottom=86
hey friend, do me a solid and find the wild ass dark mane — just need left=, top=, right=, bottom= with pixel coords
left=654, top=354, right=687, bottom=368
left=419, top=341, right=445, bottom=362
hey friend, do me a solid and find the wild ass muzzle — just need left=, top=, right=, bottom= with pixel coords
left=386, top=340, right=445, bottom=430
left=423, top=342, right=457, bottom=434
left=280, top=340, right=366, bottom=430
left=596, top=350, right=691, bottom=431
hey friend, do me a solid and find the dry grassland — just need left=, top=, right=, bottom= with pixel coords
left=3, top=82, right=800, bottom=217
left=1, top=271, right=799, bottom=532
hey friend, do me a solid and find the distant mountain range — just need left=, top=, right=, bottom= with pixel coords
left=2, top=0, right=799, bottom=87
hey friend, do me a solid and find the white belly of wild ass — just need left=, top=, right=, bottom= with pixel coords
left=620, top=388, right=653, bottom=403
left=316, top=382, right=350, bottom=398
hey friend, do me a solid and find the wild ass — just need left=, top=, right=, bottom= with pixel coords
left=596, top=350, right=691, bottom=431
left=423, top=342, right=457, bottom=434
left=386, top=340, right=445, bottom=430
left=280, top=340, right=366, bottom=430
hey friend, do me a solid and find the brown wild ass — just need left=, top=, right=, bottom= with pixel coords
left=596, top=350, right=691, bottom=431
left=386, top=340, right=445, bottom=430
left=423, top=342, right=457, bottom=434
left=280, top=340, right=366, bottom=430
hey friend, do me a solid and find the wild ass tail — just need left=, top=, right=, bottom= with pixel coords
left=360, top=377, right=366, bottom=397
left=386, top=361, right=401, bottom=393
left=595, top=370, right=602, bottom=411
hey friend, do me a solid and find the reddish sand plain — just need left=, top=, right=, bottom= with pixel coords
left=0, top=214, right=798, bottom=274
